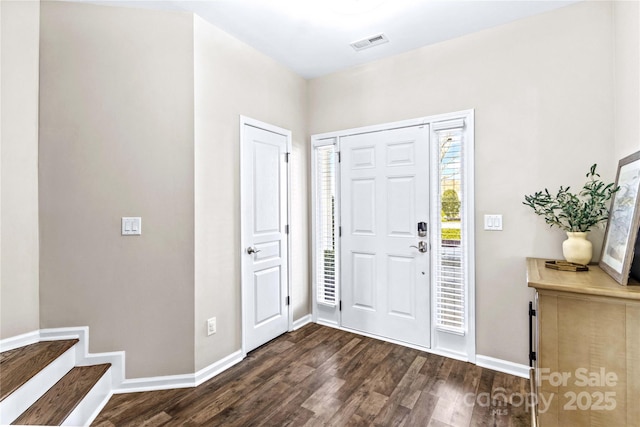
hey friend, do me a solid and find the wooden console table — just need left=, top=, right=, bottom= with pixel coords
left=527, top=257, right=640, bottom=426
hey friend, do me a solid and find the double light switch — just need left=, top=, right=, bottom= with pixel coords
left=122, top=217, right=142, bottom=235
left=484, top=214, right=503, bottom=231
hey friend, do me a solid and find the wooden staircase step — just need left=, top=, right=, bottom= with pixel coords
left=12, top=363, right=111, bottom=426
left=0, top=339, right=79, bottom=402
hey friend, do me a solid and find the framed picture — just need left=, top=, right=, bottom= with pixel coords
left=600, top=150, right=640, bottom=285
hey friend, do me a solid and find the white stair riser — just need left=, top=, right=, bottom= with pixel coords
left=0, top=346, right=75, bottom=425
left=63, top=369, right=113, bottom=426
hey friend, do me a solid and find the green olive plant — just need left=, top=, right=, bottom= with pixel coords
left=523, top=164, right=619, bottom=232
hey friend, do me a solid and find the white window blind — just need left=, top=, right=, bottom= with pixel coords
left=434, top=126, right=466, bottom=334
left=315, top=145, right=337, bottom=306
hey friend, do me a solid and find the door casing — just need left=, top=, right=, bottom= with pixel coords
left=311, top=110, right=476, bottom=363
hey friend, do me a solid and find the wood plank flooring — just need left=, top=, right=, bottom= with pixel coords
left=93, top=325, right=531, bottom=426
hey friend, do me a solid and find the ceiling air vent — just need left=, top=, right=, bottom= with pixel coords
left=350, top=33, right=389, bottom=51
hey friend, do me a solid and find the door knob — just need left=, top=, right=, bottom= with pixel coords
left=410, top=241, right=428, bottom=253
left=246, top=246, right=261, bottom=254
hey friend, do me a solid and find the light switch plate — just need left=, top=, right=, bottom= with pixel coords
left=484, top=214, right=503, bottom=231
left=122, top=217, right=142, bottom=235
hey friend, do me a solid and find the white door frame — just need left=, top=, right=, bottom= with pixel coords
left=310, top=110, right=476, bottom=362
left=240, top=116, right=292, bottom=357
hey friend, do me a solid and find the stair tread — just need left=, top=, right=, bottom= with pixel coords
left=0, top=339, right=79, bottom=402
left=12, top=363, right=111, bottom=426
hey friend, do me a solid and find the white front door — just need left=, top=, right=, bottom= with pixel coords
left=340, top=125, right=430, bottom=347
left=241, top=118, right=290, bottom=353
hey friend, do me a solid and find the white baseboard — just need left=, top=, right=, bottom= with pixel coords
left=309, top=322, right=529, bottom=379
left=426, top=347, right=470, bottom=363
left=316, top=319, right=339, bottom=328
left=0, top=330, right=40, bottom=352
left=476, top=355, right=530, bottom=378
left=115, top=350, right=244, bottom=394
left=292, top=314, right=312, bottom=330
left=194, top=350, right=244, bottom=386
left=3, top=327, right=248, bottom=396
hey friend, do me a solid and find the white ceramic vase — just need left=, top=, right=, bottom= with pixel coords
left=562, top=231, right=592, bottom=265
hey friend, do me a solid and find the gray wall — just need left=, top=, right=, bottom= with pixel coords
left=39, top=1, right=196, bottom=377
left=308, top=1, right=619, bottom=366
left=193, top=16, right=308, bottom=371
left=1, top=0, right=40, bottom=339
left=37, top=1, right=309, bottom=378
left=613, top=1, right=640, bottom=162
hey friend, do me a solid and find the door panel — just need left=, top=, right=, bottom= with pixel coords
left=341, top=126, right=430, bottom=348
left=242, top=122, right=289, bottom=353
left=351, top=179, right=376, bottom=234
left=387, top=255, right=415, bottom=318
left=254, top=266, right=281, bottom=324
left=352, top=252, right=376, bottom=309
left=387, top=176, right=415, bottom=236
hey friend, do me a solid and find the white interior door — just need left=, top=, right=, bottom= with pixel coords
left=241, top=119, right=290, bottom=353
left=340, top=125, right=430, bottom=348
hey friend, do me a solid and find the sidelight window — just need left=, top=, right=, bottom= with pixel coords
left=313, top=142, right=338, bottom=306
left=433, top=120, right=467, bottom=335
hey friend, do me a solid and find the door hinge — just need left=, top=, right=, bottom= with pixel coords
left=339, top=301, right=342, bottom=311
left=530, top=351, right=537, bottom=362
left=339, top=226, right=342, bottom=237
left=337, top=152, right=341, bottom=163
left=285, top=224, right=290, bottom=234
left=286, top=296, right=290, bottom=306
left=285, top=152, right=290, bottom=163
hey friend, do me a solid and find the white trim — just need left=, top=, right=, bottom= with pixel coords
left=429, top=109, right=476, bottom=363
left=313, top=116, right=427, bottom=140
left=116, top=372, right=195, bottom=393
left=194, top=350, right=244, bottom=387
left=310, top=109, right=476, bottom=362
left=239, top=116, right=293, bottom=357
left=63, top=370, right=113, bottom=426
left=310, top=138, right=340, bottom=320
left=432, top=118, right=465, bottom=131
left=114, top=350, right=244, bottom=393
left=40, top=327, right=125, bottom=389
left=318, top=322, right=470, bottom=363
left=316, top=319, right=339, bottom=328
left=475, top=355, right=530, bottom=379
left=0, top=329, right=40, bottom=352
left=292, top=314, right=312, bottom=330
left=465, top=111, right=476, bottom=363
left=312, top=110, right=473, bottom=141
left=311, top=136, right=337, bottom=148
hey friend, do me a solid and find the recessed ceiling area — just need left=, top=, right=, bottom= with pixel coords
left=77, top=0, right=581, bottom=78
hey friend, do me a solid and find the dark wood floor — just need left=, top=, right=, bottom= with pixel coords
left=93, top=324, right=531, bottom=426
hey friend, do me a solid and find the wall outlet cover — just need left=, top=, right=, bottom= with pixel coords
left=207, top=317, right=216, bottom=336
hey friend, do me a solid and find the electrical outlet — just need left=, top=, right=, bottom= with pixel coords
left=207, top=317, right=216, bottom=336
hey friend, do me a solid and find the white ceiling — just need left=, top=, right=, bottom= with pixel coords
left=83, top=0, right=581, bottom=79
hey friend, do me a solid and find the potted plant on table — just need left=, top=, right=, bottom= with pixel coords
left=523, top=164, right=619, bottom=265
